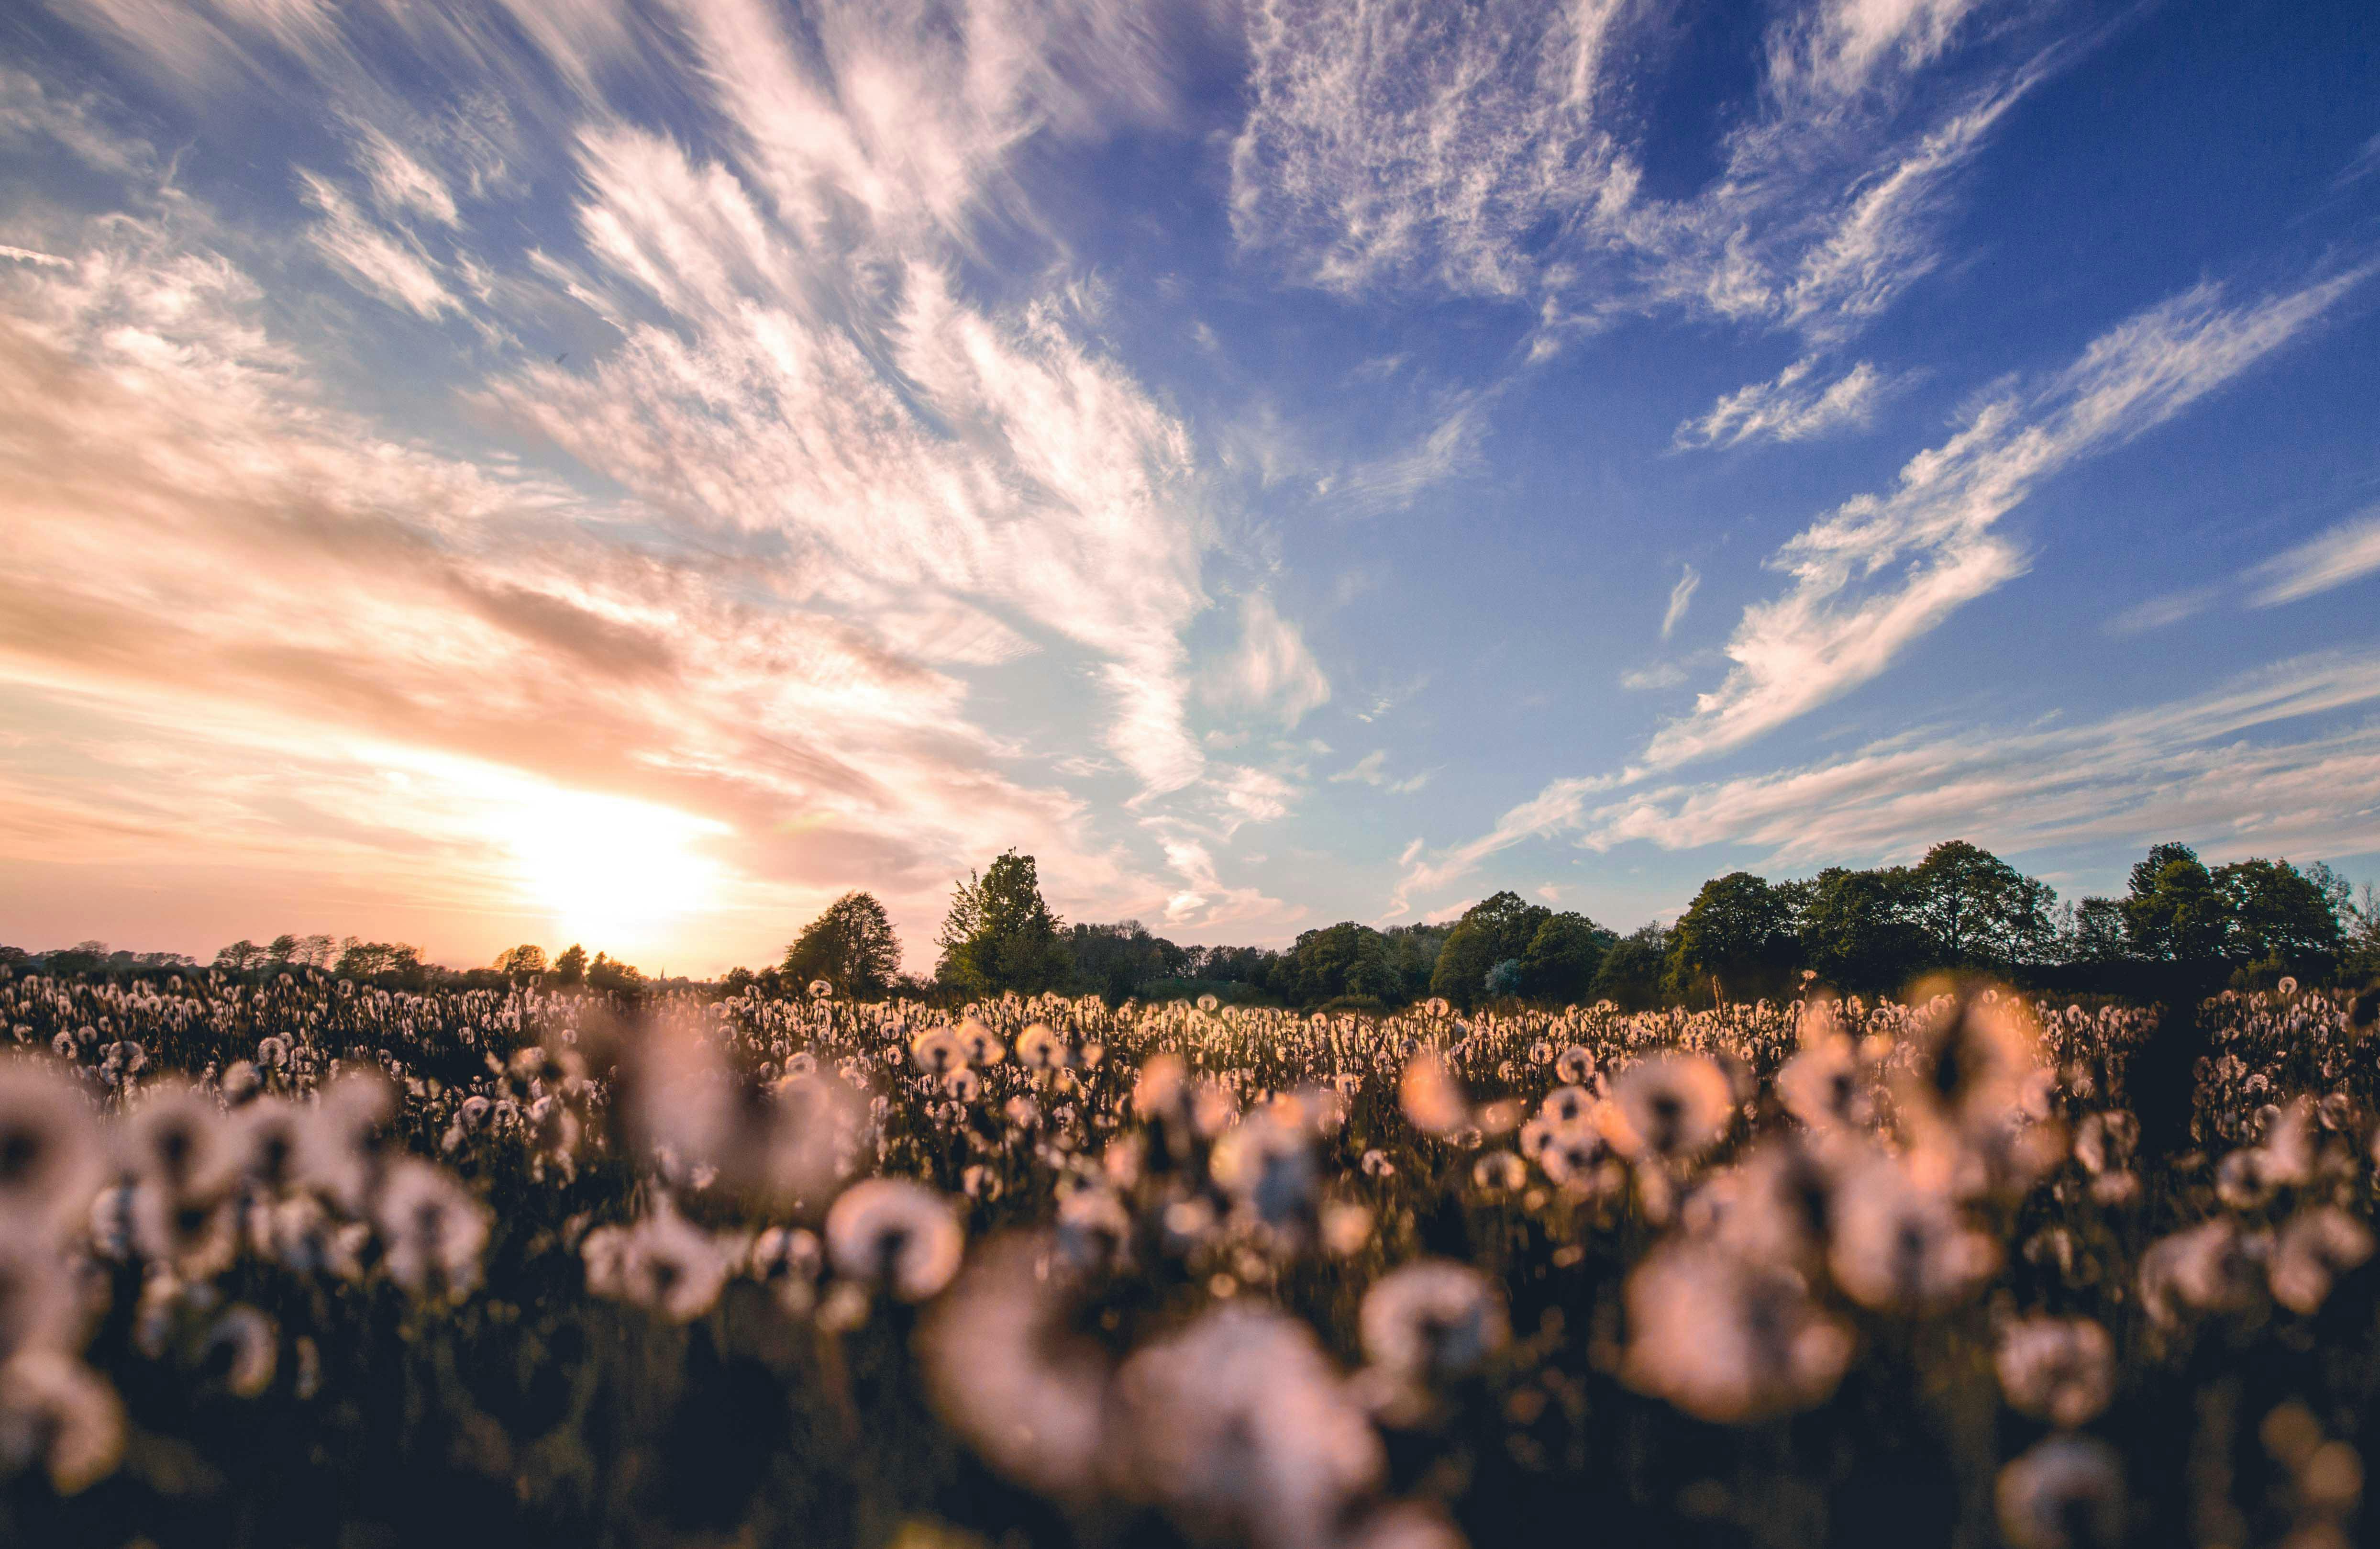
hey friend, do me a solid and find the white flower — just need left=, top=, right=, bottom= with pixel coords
left=825, top=1178, right=963, bottom=1302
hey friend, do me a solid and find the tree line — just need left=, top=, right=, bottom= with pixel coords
left=743, top=839, right=2377, bottom=1012
left=8, top=837, right=2368, bottom=1010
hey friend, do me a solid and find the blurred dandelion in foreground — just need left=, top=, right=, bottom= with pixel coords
left=1398, top=1054, right=1468, bottom=1137
left=1995, top=1316, right=2114, bottom=1427
left=1996, top=1435, right=2124, bottom=1549
left=374, top=1159, right=490, bottom=1298
left=826, top=1178, right=962, bottom=1301
left=1621, top=1244, right=1849, bottom=1423
left=0, top=1348, right=124, bottom=1494
left=1603, top=1052, right=1731, bottom=1164
left=0, top=1064, right=101, bottom=1241
left=1827, top=1155, right=1997, bottom=1312
left=1359, top=1260, right=1507, bottom=1386
left=1108, top=1303, right=1384, bottom=1549
left=917, top=1232, right=1110, bottom=1504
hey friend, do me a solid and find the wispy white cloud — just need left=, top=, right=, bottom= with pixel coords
left=1621, top=662, right=1690, bottom=692
left=1659, top=564, right=1701, bottom=640
left=350, top=121, right=460, bottom=227
left=2105, top=584, right=2222, bottom=636
left=2247, top=505, right=2380, bottom=606
left=1325, top=398, right=1489, bottom=518
left=1328, top=750, right=1429, bottom=794
left=1231, top=0, right=2067, bottom=352
left=1676, top=357, right=1894, bottom=448
left=1643, top=270, right=2370, bottom=770
left=295, top=168, right=456, bottom=319
left=1205, top=593, right=1331, bottom=729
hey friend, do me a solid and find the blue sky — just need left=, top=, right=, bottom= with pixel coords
left=1, top=0, right=2377, bottom=973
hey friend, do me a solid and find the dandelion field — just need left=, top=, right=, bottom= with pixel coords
left=3, top=970, right=2378, bottom=1549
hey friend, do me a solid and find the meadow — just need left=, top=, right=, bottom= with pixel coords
left=1, top=968, right=2375, bottom=1549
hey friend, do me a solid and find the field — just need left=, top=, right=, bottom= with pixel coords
left=2, top=971, right=2376, bottom=1549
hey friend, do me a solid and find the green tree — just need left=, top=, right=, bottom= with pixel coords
left=1909, top=840, right=2054, bottom=967
left=1592, top=925, right=1671, bottom=1010
left=1669, top=872, right=1794, bottom=1004
left=2064, top=898, right=2129, bottom=963
left=936, top=851, right=1069, bottom=996
left=785, top=891, right=904, bottom=998
left=2214, top=858, right=2344, bottom=976
left=1429, top=892, right=1551, bottom=1008
left=553, top=943, right=588, bottom=986
left=1792, top=866, right=1928, bottom=993
left=1519, top=912, right=1616, bottom=1005
left=1063, top=921, right=1189, bottom=1005
left=2122, top=843, right=2226, bottom=962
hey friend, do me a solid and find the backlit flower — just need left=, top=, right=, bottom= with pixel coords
left=826, top=1178, right=963, bottom=1302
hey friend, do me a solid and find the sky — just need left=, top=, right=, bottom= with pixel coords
left=2, top=0, right=2378, bottom=976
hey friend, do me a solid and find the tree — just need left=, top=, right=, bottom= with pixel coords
left=1908, top=840, right=2056, bottom=968
left=553, top=944, right=588, bottom=986
left=1787, top=867, right=1919, bottom=993
left=1669, top=872, right=1794, bottom=1004
left=1429, top=892, right=1551, bottom=1008
left=586, top=952, right=645, bottom=994
left=2122, top=843, right=2226, bottom=962
left=1064, top=921, right=1189, bottom=1005
left=1519, top=912, right=1616, bottom=1005
left=336, top=939, right=424, bottom=982
left=785, top=892, right=904, bottom=999
left=936, top=851, right=1068, bottom=996
left=213, top=940, right=266, bottom=972
left=2064, top=898, right=2129, bottom=963
left=2215, top=858, right=2344, bottom=976
left=1592, top=925, right=1671, bottom=1010
left=493, top=944, right=549, bottom=977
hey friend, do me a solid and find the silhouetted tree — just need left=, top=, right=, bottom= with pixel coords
left=1592, top=925, right=1671, bottom=1010
left=2215, top=858, right=2344, bottom=979
left=493, top=944, right=549, bottom=977
left=785, top=892, right=903, bottom=998
left=553, top=944, right=588, bottom=986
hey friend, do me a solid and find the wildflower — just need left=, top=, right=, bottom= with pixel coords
left=1398, top=1054, right=1468, bottom=1137
left=1711, top=1138, right=1845, bottom=1272
left=808, top=978, right=833, bottom=998
left=1898, top=986, right=2040, bottom=1139
left=0, top=1245, right=80, bottom=1360
left=234, top=1098, right=306, bottom=1192
left=2269, top=1206, right=2373, bottom=1315
left=1108, top=1303, right=1384, bottom=1549
left=955, top=1018, right=1005, bottom=1066
left=1827, top=1157, right=1997, bottom=1311
left=204, top=1306, right=277, bottom=1398
left=2138, top=1219, right=2262, bottom=1328
left=1602, top=1052, right=1732, bottom=1163
left=918, top=1232, right=1111, bottom=1504
left=1210, top=1110, right=1317, bottom=1230
left=609, top=1196, right=731, bottom=1321
left=1359, top=1260, right=1508, bottom=1385
left=372, top=1159, right=490, bottom=1298
left=1016, top=1023, right=1067, bottom=1072
left=1995, top=1436, right=2124, bottom=1549
left=825, top=1178, right=963, bottom=1301
left=128, top=1181, right=236, bottom=1278
left=1472, top=1151, right=1526, bottom=1192
left=1620, top=1244, right=1851, bottom=1424
left=1539, top=1084, right=1595, bottom=1132
left=0, top=1349, right=124, bottom=1494
left=1054, top=1186, right=1132, bottom=1271
left=912, top=1026, right=967, bottom=1076
left=300, top=1072, right=391, bottom=1213
left=1778, top=1036, right=1867, bottom=1133
left=0, top=1065, right=101, bottom=1241
left=1995, top=1316, right=2115, bottom=1427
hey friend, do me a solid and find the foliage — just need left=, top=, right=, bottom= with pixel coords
left=935, top=851, right=1069, bottom=997
left=785, top=892, right=904, bottom=999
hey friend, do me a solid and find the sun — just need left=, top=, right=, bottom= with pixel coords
left=499, top=786, right=730, bottom=949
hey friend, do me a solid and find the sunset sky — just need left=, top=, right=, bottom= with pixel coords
left=3, top=0, right=2378, bottom=974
